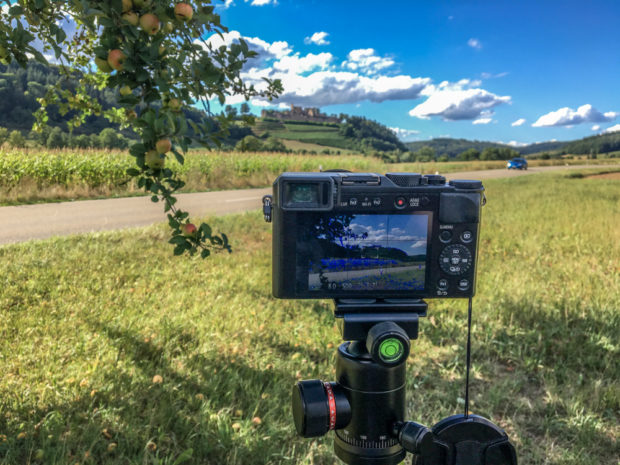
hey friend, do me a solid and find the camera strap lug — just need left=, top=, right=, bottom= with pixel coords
left=262, top=195, right=273, bottom=223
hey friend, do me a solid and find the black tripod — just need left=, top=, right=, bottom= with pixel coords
left=292, top=299, right=517, bottom=465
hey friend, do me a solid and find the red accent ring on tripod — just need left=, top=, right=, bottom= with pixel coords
left=324, top=382, right=337, bottom=431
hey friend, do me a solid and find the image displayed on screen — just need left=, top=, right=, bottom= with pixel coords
left=297, top=214, right=429, bottom=292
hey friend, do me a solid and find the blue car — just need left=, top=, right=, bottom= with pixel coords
left=507, top=157, right=528, bottom=170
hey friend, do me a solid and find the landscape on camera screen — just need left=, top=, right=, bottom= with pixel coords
left=297, top=213, right=429, bottom=292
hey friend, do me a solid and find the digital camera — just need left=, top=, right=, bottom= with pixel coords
left=269, top=171, right=484, bottom=300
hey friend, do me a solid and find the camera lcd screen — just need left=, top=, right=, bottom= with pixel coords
left=296, top=213, right=430, bottom=293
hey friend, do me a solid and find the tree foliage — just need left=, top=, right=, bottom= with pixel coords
left=0, top=0, right=282, bottom=257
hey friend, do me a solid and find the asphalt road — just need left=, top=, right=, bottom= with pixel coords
left=0, top=164, right=613, bottom=245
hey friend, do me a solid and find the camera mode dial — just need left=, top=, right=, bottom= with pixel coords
left=439, top=244, right=472, bottom=276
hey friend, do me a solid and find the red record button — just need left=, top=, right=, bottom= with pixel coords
left=395, top=196, right=407, bottom=208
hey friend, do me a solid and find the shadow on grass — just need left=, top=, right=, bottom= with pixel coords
left=0, top=321, right=332, bottom=465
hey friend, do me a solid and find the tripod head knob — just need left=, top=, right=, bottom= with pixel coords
left=395, top=421, right=435, bottom=457
left=366, top=321, right=411, bottom=366
left=292, top=380, right=351, bottom=438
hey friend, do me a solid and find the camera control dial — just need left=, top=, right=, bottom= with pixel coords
left=439, top=244, right=472, bottom=275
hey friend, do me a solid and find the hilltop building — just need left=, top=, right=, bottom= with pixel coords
left=261, top=105, right=340, bottom=124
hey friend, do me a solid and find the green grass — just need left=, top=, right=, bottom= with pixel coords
left=0, top=172, right=618, bottom=464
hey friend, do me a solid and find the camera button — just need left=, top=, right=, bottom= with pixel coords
left=439, top=230, right=452, bottom=243
left=394, top=196, right=407, bottom=209
left=460, top=230, right=473, bottom=243
left=458, top=279, right=470, bottom=290
left=349, top=197, right=358, bottom=206
left=438, top=279, right=449, bottom=290
left=372, top=197, right=381, bottom=206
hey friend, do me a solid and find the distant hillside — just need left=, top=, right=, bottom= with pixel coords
left=517, top=140, right=568, bottom=155
left=405, top=138, right=511, bottom=157
left=252, top=114, right=407, bottom=153
left=562, top=131, right=620, bottom=155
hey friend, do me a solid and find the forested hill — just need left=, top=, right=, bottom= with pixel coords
left=562, top=132, right=620, bottom=155
left=405, top=138, right=513, bottom=157
left=0, top=61, right=208, bottom=136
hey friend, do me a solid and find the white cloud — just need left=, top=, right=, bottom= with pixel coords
left=473, top=117, right=493, bottom=125
left=342, top=48, right=395, bottom=74
left=304, top=31, right=330, bottom=46
left=511, top=118, right=526, bottom=127
left=506, top=141, right=528, bottom=147
left=603, top=124, right=620, bottom=134
left=273, top=52, right=333, bottom=73
left=468, top=38, right=482, bottom=50
left=409, top=85, right=511, bottom=121
left=245, top=0, right=277, bottom=5
left=532, top=104, right=618, bottom=127
left=390, top=127, right=420, bottom=141
left=481, top=71, right=509, bottom=79
left=273, top=72, right=431, bottom=107
left=591, top=125, right=600, bottom=131
left=205, top=31, right=509, bottom=115
left=217, top=0, right=234, bottom=8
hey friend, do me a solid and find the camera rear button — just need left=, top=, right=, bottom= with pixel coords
left=439, top=230, right=452, bottom=242
left=458, top=279, right=470, bottom=290
left=438, top=279, right=449, bottom=290
left=461, top=230, right=473, bottom=243
left=395, top=197, right=407, bottom=209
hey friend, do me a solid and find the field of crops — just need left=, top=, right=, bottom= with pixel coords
left=0, top=171, right=618, bottom=464
left=1, top=148, right=619, bottom=205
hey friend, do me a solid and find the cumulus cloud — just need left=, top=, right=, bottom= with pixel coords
left=603, top=124, right=620, bottom=134
left=342, top=48, right=395, bottom=74
left=591, top=125, right=600, bottom=131
left=304, top=31, right=330, bottom=46
left=390, top=127, right=420, bottom=141
left=204, top=31, right=510, bottom=115
left=275, top=72, right=431, bottom=107
left=409, top=83, right=511, bottom=121
left=205, top=31, right=434, bottom=107
left=468, top=38, right=482, bottom=50
left=511, top=118, right=526, bottom=127
left=532, top=104, right=618, bottom=127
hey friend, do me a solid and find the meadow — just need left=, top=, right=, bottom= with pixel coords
left=1, top=148, right=617, bottom=205
left=0, top=171, right=618, bottom=464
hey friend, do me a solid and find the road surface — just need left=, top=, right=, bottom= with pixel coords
left=0, top=164, right=615, bottom=245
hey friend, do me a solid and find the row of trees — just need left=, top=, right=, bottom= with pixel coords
left=0, top=127, right=130, bottom=149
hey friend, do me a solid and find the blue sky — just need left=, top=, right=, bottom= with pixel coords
left=212, top=0, right=620, bottom=145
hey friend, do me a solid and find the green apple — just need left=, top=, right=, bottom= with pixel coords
left=95, top=56, right=113, bottom=73
left=122, top=11, right=139, bottom=26
left=168, top=98, right=182, bottom=112
left=145, top=150, right=165, bottom=169
left=122, top=0, right=133, bottom=13
left=133, top=0, right=151, bottom=9
left=120, top=85, right=132, bottom=96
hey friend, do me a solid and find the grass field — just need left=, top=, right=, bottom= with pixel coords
left=0, top=171, right=618, bottom=464
left=2, top=148, right=619, bottom=206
